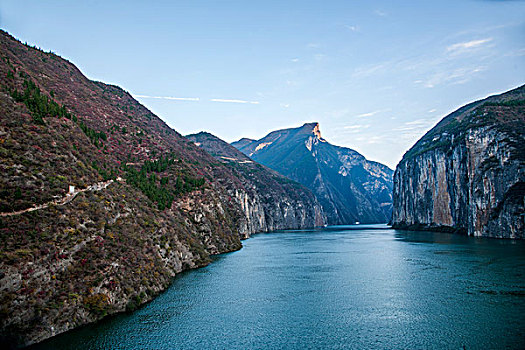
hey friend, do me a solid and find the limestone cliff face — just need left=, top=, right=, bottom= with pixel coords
left=187, top=132, right=326, bottom=237
left=233, top=188, right=325, bottom=237
left=393, top=85, right=525, bottom=239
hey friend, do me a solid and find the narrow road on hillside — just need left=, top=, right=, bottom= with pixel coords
left=0, top=179, right=115, bottom=217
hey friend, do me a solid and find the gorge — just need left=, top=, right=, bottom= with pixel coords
left=0, top=24, right=524, bottom=350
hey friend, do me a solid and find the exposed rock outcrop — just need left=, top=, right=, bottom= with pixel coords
left=393, top=85, right=525, bottom=238
left=233, top=123, right=394, bottom=224
left=187, top=132, right=326, bottom=235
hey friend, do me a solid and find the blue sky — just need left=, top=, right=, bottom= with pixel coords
left=1, top=0, right=524, bottom=168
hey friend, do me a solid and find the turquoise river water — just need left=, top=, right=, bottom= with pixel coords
left=31, top=225, right=525, bottom=349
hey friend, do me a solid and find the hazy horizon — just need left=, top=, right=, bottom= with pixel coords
left=1, top=0, right=524, bottom=168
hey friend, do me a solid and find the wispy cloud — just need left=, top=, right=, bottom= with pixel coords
left=291, top=58, right=300, bottom=62
left=344, top=24, right=360, bottom=32
left=354, top=108, right=391, bottom=118
left=374, top=10, right=388, bottom=17
left=416, top=66, right=487, bottom=88
left=447, top=38, right=493, bottom=53
left=352, top=34, right=495, bottom=83
left=135, top=95, right=261, bottom=105
left=325, top=108, right=350, bottom=119
left=504, top=47, right=525, bottom=57
left=356, top=112, right=376, bottom=118
left=404, top=119, right=430, bottom=126
left=393, top=125, right=425, bottom=132
left=344, top=124, right=370, bottom=130
left=353, top=134, right=388, bottom=144
left=210, top=98, right=260, bottom=105
left=366, top=135, right=385, bottom=144
left=342, top=124, right=371, bottom=133
left=352, top=63, right=387, bottom=78
left=393, top=118, right=439, bottom=133
left=135, top=95, right=199, bottom=101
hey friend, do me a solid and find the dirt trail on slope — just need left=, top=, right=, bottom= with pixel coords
left=0, top=179, right=115, bottom=217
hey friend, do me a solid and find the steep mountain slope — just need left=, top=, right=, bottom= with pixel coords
left=392, top=85, right=525, bottom=238
left=0, top=30, right=320, bottom=347
left=186, top=132, right=326, bottom=232
left=232, top=123, right=394, bottom=224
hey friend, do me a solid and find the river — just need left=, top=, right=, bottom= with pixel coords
left=31, top=225, right=525, bottom=349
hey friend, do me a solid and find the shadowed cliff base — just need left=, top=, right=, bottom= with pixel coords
left=392, top=223, right=468, bottom=235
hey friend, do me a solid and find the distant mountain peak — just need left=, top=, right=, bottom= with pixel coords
left=231, top=137, right=256, bottom=150
left=236, top=137, right=255, bottom=142
left=232, top=123, right=394, bottom=224
left=301, top=122, right=323, bottom=140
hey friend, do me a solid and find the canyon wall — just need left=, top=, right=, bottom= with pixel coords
left=393, top=86, right=524, bottom=238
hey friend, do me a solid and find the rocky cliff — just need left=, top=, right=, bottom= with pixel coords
left=186, top=132, right=326, bottom=234
left=232, top=123, right=394, bottom=224
left=392, top=85, right=525, bottom=239
left=0, top=30, right=321, bottom=347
